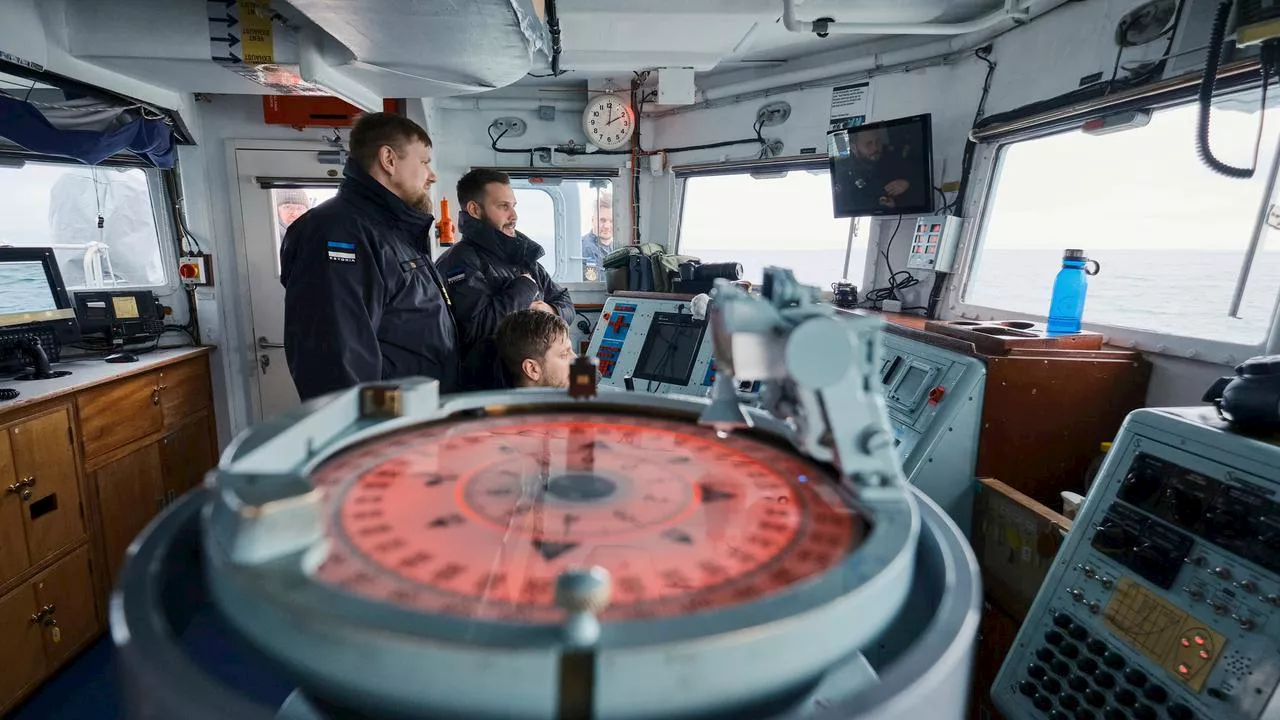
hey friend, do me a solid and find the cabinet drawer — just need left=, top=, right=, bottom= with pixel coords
left=158, top=358, right=211, bottom=426
left=77, top=371, right=163, bottom=460
left=160, top=411, right=217, bottom=502
left=0, top=432, right=23, bottom=587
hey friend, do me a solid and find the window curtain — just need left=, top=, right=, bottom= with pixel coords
left=0, top=92, right=175, bottom=168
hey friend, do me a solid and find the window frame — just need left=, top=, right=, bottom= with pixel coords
left=946, top=88, right=1280, bottom=366
left=672, top=156, right=865, bottom=287
left=0, top=147, right=181, bottom=294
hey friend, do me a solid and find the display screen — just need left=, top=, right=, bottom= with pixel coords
left=0, top=261, right=58, bottom=317
left=633, top=312, right=706, bottom=386
left=828, top=114, right=934, bottom=218
left=896, top=365, right=928, bottom=400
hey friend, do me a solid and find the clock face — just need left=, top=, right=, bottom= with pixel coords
left=308, top=411, right=865, bottom=624
left=583, top=93, right=635, bottom=151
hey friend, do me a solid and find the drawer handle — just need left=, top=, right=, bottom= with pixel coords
left=151, top=388, right=161, bottom=405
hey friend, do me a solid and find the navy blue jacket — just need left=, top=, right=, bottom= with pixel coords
left=436, top=213, right=575, bottom=351
left=280, top=162, right=459, bottom=401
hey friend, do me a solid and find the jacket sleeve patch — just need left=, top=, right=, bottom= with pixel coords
left=446, top=267, right=466, bottom=285
left=327, top=240, right=357, bottom=263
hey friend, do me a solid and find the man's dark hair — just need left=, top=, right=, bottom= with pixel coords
left=496, top=309, right=568, bottom=382
left=348, top=113, right=432, bottom=171
left=457, top=168, right=511, bottom=209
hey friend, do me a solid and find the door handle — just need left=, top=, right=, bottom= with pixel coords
left=258, top=336, right=285, bottom=349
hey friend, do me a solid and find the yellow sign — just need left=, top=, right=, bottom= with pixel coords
left=238, top=0, right=274, bottom=64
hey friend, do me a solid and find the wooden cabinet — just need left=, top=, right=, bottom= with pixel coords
left=0, top=349, right=217, bottom=714
left=0, top=547, right=97, bottom=715
left=0, top=409, right=85, bottom=589
left=77, top=371, right=163, bottom=460
left=95, top=444, right=165, bottom=587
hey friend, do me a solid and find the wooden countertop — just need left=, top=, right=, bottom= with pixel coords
left=0, top=346, right=214, bottom=417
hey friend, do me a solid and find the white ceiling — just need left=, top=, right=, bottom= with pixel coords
left=549, top=0, right=1007, bottom=77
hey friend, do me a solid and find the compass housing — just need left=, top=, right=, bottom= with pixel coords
left=202, top=381, right=920, bottom=720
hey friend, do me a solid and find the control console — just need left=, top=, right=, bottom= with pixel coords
left=881, top=330, right=985, bottom=535
left=993, top=407, right=1280, bottom=720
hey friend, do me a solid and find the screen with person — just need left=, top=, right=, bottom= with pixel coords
left=828, top=114, right=934, bottom=217
left=633, top=313, right=706, bottom=386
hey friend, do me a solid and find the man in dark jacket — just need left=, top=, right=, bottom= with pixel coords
left=280, top=112, right=459, bottom=402
left=437, top=169, right=575, bottom=358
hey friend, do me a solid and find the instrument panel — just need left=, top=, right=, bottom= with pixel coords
left=993, top=407, right=1280, bottom=720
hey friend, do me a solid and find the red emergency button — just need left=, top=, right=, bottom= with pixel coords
left=928, top=386, right=946, bottom=404
left=179, top=263, right=198, bottom=279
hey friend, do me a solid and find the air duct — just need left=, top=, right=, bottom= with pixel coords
left=781, top=0, right=1030, bottom=36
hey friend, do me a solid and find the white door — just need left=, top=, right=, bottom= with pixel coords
left=234, top=148, right=341, bottom=421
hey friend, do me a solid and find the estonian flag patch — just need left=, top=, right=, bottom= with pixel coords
left=327, top=240, right=356, bottom=263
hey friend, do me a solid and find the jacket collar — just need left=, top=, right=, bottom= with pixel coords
left=340, top=160, right=434, bottom=233
left=458, top=211, right=544, bottom=266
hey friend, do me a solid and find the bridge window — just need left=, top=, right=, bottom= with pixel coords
left=962, top=86, right=1280, bottom=349
left=0, top=159, right=173, bottom=291
left=677, top=165, right=865, bottom=289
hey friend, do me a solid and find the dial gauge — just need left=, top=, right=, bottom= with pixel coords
left=309, top=412, right=865, bottom=623
left=582, top=93, right=635, bottom=151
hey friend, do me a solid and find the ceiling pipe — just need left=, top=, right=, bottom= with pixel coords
left=782, top=0, right=1030, bottom=36
left=435, top=97, right=587, bottom=111
left=700, top=0, right=1069, bottom=101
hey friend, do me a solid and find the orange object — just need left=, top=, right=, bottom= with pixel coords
left=437, top=198, right=456, bottom=245
left=262, top=96, right=402, bottom=129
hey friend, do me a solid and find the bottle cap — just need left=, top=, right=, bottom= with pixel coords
left=1064, top=249, right=1086, bottom=260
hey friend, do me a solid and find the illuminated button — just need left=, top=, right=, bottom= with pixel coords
left=1198, top=650, right=1210, bottom=660
left=1094, top=671, right=1116, bottom=689
left=1042, top=676, right=1063, bottom=694
left=1180, top=638, right=1191, bottom=647
left=1177, top=664, right=1191, bottom=676
left=1034, top=694, right=1054, bottom=711
left=1028, top=663, right=1048, bottom=680
left=1143, top=685, right=1167, bottom=704
left=1194, top=636, right=1205, bottom=646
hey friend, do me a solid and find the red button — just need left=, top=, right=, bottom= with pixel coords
left=179, top=264, right=197, bottom=278
left=928, top=386, right=946, bottom=404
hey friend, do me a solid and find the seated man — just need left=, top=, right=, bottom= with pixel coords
left=437, top=169, right=575, bottom=354
left=495, top=309, right=575, bottom=389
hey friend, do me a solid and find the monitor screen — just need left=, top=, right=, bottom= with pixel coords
left=896, top=365, right=929, bottom=400
left=0, top=261, right=59, bottom=316
left=633, top=312, right=706, bottom=386
left=827, top=114, right=934, bottom=218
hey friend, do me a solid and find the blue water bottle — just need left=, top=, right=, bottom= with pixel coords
left=1046, top=249, right=1101, bottom=335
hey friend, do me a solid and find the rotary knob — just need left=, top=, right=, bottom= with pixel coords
left=557, top=566, right=613, bottom=647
